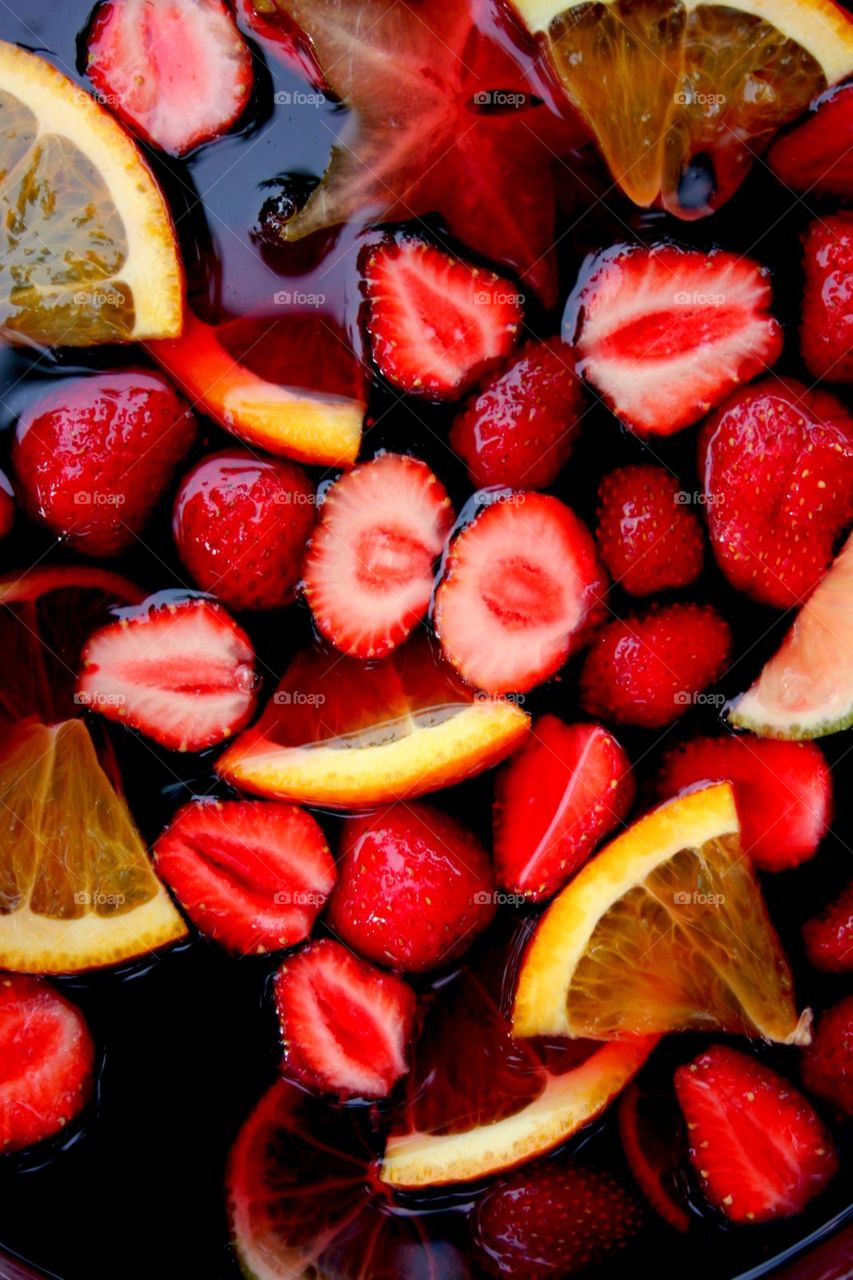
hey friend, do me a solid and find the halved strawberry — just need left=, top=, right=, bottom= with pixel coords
left=802, top=880, right=853, bottom=973
left=449, top=338, right=584, bottom=489
left=657, top=735, right=831, bottom=872
left=801, top=214, right=853, bottom=383
left=801, top=995, right=853, bottom=1118
left=674, top=1045, right=838, bottom=1224
left=434, top=493, right=607, bottom=694
left=493, top=716, right=634, bottom=901
left=471, top=1160, right=644, bottom=1279
left=77, top=595, right=257, bottom=752
left=701, top=378, right=853, bottom=609
left=580, top=604, right=732, bottom=730
left=302, top=453, right=453, bottom=659
left=87, top=0, right=254, bottom=156
left=273, top=938, right=417, bottom=1100
left=361, top=236, right=522, bottom=400
left=154, top=799, right=335, bottom=955
left=596, top=464, right=704, bottom=596
left=769, top=82, right=853, bottom=199
left=233, top=0, right=328, bottom=90
left=565, top=244, right=782, bottom=437
left=0, top=975, right=94, bottom=1152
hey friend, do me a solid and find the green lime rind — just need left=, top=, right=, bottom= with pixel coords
left=728, top=697, right=853, bottom=740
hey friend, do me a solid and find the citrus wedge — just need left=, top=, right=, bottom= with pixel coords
left=217, top=637, right=530, bottom=809
left=729, top=532, right=853, bottom=739
left=149, top=310, right=365, bottom=467
left=510, top=0, right=853, bottom=218
left=0, top=564, right=143, bottom=728
left=513, top=783, right=810, bottom=1045
left=0, top=41, right=182, bottom=346
left=0, top=718, right=186, bottom=973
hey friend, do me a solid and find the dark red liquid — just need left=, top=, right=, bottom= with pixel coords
left=0, top=3, right=850, bottom=1279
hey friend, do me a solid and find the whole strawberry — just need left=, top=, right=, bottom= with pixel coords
left=801, top=996, right=853, bottom=1118
left=701, top=378, right=853, bottom=608
left=450, top=339, right=583, bottom=489
left=801, top=214, right=853, bottom=382
left=13, top=371, right=196, bottom=557
left=472, top=1161, right=643, bottom=1279
left=802, top=879, right=853, bottom=972
left=596, top=464, right=703, bottom=596
left=580, top=603, right=732, bottom=728
left=173, top=450, right=317, bottom=611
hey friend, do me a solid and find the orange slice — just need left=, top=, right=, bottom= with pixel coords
left=0, top=565, right=143, bottom=728
left=0, top=718, right=186, bottom=973
left=513, top=783, right=810, bottom=1045
left=149, top=310, right=365, bottom=468
left=729, top=531, right=853, bottom=739
left=510, top=0, right=853, bottom=217
left=0, top=40, right=182, bottom=346
left=217, top=637, right=530, bottom=809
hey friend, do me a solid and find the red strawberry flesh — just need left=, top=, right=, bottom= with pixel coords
left=273, top=938, right=416, bottom=1099
left=801, top=213, right=853, bottom=383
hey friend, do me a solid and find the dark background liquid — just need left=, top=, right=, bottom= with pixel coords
left=0, top=3, right=850, bottom=1278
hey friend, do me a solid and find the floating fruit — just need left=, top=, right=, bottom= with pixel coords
left=513, top=783, right=810, bottom=1045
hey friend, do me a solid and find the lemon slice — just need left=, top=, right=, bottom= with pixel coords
left=510, top=0, right=853, bottom=217
left=0, top=41, right=182, bottom=346
left=513, top=783, right=809, bottom=1045
left=0, top=718, right=186, bottom=972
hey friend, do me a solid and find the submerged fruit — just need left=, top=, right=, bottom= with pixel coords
left=0, top=40, right=182, bottom=344
left=729, top=530, right=853, bottom=738
left=513, top=783, right=810, bottom=1045
left=0, top=719, right=186, bottom=973
left=510, top=0, right=853, bottom=217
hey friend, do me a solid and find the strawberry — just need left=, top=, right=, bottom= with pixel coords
left=173, top=449, right=317, bottom=612
left=327, top=803, right=495, bottom=972
left=434, top=493, right=607, bottom=694
left=769, top=82, right=853, bottom=200
left=471, top=1161, right=644, bottom=1279
left=565, top=243, right=782, bottom=437
left=273, top=938, right=417, bottom=1099
left=657, top=735, right=831, bottom=872
left=77, top=594, right=257, bottom=752
left=154, top=799, right=335, bottom=955
left=596, top=464, right=704, bottom=596
left=674, top=1045, right=838, bottom=1224
left=233, top=0, right=328, bottom=90
left=802, top=880, right=853, bottom=973
left=361, top=236, right=522, bottom=400
left=493, top=716, right=634, bottom=901
left=449, top=339, right=583, bottom=489
left=0, top=975, right=94, bottom=1152
left=580, top=603, right=732, bottom=729
left=12, top=371, right=196, bottom=558
left=801, top=996, right=853, bottom=1118
left=302, top=453, right=453, bottom=659
left=701, top=378, right=853, bottom=609
left=87, top=0, right=254, bottom=156
left=0, top=469, right=13, bottom=540
left=801, top=214, right=853, bottom=382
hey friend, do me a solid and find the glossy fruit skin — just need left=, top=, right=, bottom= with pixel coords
left=0, top=975, right=95, bottom=1152
left=449, top=339, right=583, bottom=489
left=801, top=214, right=853, bottom=382
left=769, top=82, right=853, bottom=199
left=701, top=378, right=853, bottom=609
left=802, top=879, right=853, bottom=972
left=674, top=1045, right=838, bottom=1224
left=471, top=1160, right=644, bottom=1279
left=273, top=938, right=417, bottom=1099
left=657, top=735, right=832, bottom=871
left=493, top=716, right=635, bottom=901
left=13, top=370, right=196, bottom=557
left=801, top=995, right=853, bottom=1117
left=596, top=464, right=704, bottom=596
left=173, top=450, right=316, bottom=611
left=580, top=604, right=732, bottom=729
left=327, top=803, right=496, bottom=972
